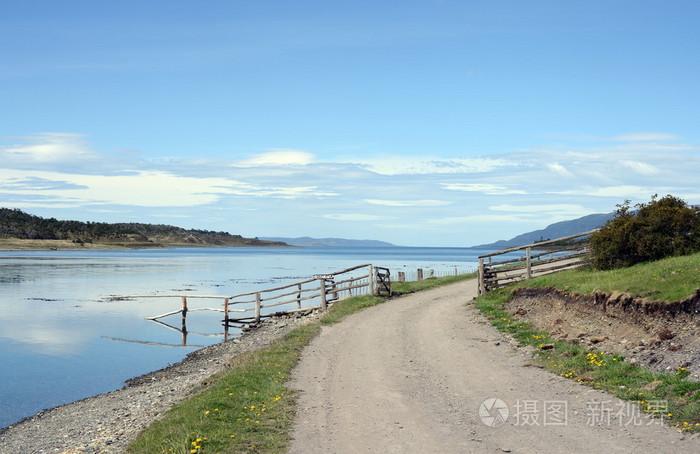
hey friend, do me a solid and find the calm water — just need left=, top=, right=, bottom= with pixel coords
left=0, top=246, right=503, bottom=428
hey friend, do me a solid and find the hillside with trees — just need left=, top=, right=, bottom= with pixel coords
left=0, top=208, right=288, bottom=248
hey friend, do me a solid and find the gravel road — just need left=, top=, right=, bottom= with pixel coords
left=289, top=279, right=700, bottom=453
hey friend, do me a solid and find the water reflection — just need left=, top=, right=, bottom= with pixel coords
left=0, top=246, right=483, bottom=428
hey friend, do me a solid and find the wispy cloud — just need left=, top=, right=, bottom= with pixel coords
left=321, top=213, right=393, bottom=221
left=0, top=133, right=96, bottom=162
left=620, top=160, right=658, bottom=176
left=365, top=199, right=451, bottom=207
left=547, top=163, right=574, bottom=177
left=2, top=131, right=699, bottom=246
left=423, top=214, right=540, bottom=225
left=440, top=183, right=527, bottom=195
left=237, top=149, right=315, bottom=166
left=489, top=204, right=588, bottom=216
left=553, top=185, right=661, bottom=199
left=610, top=132, right=681, bottom=142
left=0, top=169, right=336, bottom=208
left=343, top=156, right=518, bottom=175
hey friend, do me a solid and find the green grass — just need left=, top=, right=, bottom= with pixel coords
left=126, top=323, right=321, bottom=454
left=475, top=252, right=700, bottom=433
left=519, top=251, right=700, bottom=301
left=127, top=274, right=470, bottom=453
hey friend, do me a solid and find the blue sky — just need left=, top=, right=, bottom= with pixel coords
left=2, top=1, right=699, bottom=246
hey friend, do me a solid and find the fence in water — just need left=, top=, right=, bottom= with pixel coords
left=127, top=264, right=391, bottom=334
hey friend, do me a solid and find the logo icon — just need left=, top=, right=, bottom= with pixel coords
left=479, top=398, right=509, bottom=427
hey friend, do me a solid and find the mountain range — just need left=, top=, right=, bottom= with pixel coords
left=471, top=212, right=614, bottom=249
left=261, top=237, right=397, bottom=247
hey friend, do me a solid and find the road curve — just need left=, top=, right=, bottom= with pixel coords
left=289, top=279, right=699, bottom=454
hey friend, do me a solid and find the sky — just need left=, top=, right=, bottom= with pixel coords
left=1, top=0, right=699, bottom=247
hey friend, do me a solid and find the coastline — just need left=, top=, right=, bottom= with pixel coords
left=0, top=312, right=321, bottom=454
left=0, top=238, right=294, bottom=251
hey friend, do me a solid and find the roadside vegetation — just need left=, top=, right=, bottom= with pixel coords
left=476, top=195, right=700, bottom=433
left=476, top=271, right=700, bottom=432
left=589, top=194, right=700, bottom=270
left=127, top=275, right=467, bottom=454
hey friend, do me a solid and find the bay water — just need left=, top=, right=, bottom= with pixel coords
left=0, top=246, right=505, bottom=428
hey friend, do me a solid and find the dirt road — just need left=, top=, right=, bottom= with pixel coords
left=289, top=279, right=699, bottom=453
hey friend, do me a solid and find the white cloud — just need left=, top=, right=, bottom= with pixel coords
left=424, top=214, right=539, bottom=225
left=440, top=183, right=527, bottom=195
left=321, top=213, right=393, bottom=221
left=364, top=199, right=451, bottom=207
left=1, top=132, right=94, bottom=161
left=620, top=160, right=658, bottom=176
left=489, top=204, right=589, bottom=216
left=553, top=185, right=659, bottom=199
left=344, top=156, right=517, bottom=175
left=547, top=163, right=574, bottom=177
left=0, top=169, right=336, bottom=208
left=238, top=149, right=315, bottom=166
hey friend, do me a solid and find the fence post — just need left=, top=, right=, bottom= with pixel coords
left=181, top=296, right=188, bottom=346
left=368, top=265, right=375, bottom=295
left=181, top=296, right=188, bottom=314
left=398, top=271, right=405, bottom=282
left=526, top=247, right=532, bottom=279
left=478, top=258, right=485, bottom=295
left=417, top=268, right=424, bottom=281
left=319, top=278, right=328, bottom=310
left=181, top=296, right=188, bottom=325
left=255, top=292, right=261, bottom=323
left=297, top=283, right=302, bottom=309
left=224, top=298, right=229, bottom=323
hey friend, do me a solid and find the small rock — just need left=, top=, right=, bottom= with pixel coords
left=590, top=336, right=608, bottom=344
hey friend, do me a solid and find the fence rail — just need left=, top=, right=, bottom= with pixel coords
left=477, top=229, right=598, bottom=295
left=132, top=264, right=391, bottom=329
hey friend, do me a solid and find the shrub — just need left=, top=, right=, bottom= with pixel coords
left=589, top=195, right=700, bottom=269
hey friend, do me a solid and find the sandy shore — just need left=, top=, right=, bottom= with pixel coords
left=0, top=313, right=322, bottom=454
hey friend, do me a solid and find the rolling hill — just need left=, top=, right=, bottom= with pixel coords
left=472, top=213, right=614, bottom=249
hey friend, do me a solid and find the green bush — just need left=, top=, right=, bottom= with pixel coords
left=589, top=195, right=700, bottom=269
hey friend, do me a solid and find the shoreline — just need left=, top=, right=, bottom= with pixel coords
left=0, top=238, right=295, bottom=251
left=0, top=312, right=321, bottom=454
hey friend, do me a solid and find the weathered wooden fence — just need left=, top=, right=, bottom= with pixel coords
left=135, top=264, right=391, bottom=329
left=477, top=229, right=598, bottom=295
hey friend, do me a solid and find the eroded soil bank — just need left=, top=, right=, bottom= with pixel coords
left=506, top=287, right=700, bottom=379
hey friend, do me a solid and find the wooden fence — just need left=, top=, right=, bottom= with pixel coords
left=477, top=229, right=598, bottom=295
left=135, top=264, right=391, bottom=329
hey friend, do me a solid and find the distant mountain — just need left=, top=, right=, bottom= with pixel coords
left=0, top=208, right=287, bottom=248
left=261, top=237, right=397, bottom=247
left=472, top=213, right=614, bottom=249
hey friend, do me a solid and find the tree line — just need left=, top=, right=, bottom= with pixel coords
left=0, top=208, right=283, bottom=247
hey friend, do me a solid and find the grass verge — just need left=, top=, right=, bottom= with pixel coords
left=127, top=274, right=469, bottom=453
left=520, top=251, right=700, bottom=301
left=475, top=270, right=700, bottom=433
